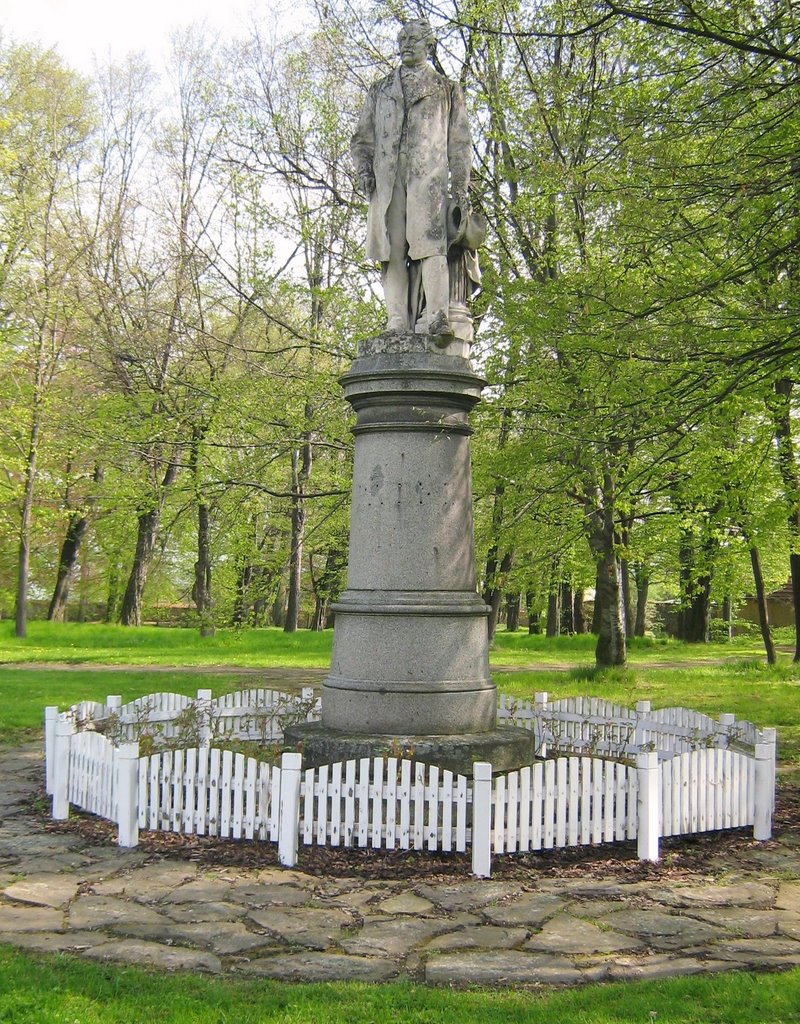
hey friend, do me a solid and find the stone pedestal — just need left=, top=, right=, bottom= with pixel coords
left=286, top=332, right=535, bottom=773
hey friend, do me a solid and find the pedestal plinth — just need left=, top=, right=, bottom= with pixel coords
left=286, top=332, right=535, bottom=773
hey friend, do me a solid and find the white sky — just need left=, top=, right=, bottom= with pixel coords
left=0, top=0, right=272, bottom=73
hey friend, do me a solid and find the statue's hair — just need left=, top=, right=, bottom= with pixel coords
left=398, top=18, right=436, bottom=49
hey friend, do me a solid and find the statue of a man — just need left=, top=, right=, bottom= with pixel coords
left=350, top=19, right=472, bottom=338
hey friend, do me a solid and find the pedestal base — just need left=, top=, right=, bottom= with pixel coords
left=284, top=722, right=537, bottom=776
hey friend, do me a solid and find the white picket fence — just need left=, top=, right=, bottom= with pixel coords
left=497, top=692, right=763, bottom=759
left=45, top=689, right=778, bottom=875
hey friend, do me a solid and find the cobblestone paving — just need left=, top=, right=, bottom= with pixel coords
left=2, top=743, right=800, bottom=986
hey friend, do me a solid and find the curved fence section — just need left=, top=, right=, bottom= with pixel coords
left=45, top=687, right=777, bottom=875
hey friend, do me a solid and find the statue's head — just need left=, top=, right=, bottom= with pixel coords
left=397, top=18, right=435, bottom=67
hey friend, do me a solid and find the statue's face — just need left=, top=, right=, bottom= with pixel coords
left=398, top=28, right=430, bottom=67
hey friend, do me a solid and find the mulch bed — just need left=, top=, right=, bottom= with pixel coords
left=35, top=782, right=800, bottom=885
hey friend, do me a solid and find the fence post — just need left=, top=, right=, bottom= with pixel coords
left=634, top=700, right=651, bottom=751
left=117, top=741, right=140, bottom=848
left=196, top=688, right=213, bottom=747
left=636, top=751, right=660, bottom=861
left=754, top=728, right=777, bottom=841
left=718, top=712, right=736, bottom=748
left=535, top=692, right=548, bottom=757
left=471, top=761, right=493, bottom=878
left=44, top=707, right=58, bottom=795
left=300, top=687, right=317, bottom=720
left=52, top=716, right=75, bottom=820
left=278, top=752, right=302, bottom=867
left=106, top=694, right=122, bottom=713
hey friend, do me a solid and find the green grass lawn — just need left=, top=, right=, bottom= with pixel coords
left=1, top=623, right=798, bottom=767
left=1, top=948, right=798, bottom=1023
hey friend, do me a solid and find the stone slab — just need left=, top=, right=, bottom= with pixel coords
left=425, top=950, right=583, bottom=986
left=249, top=907, right=354, bottom=950
left=227, top=883, right=311, bottom=908
left=688, top=907, right=778, bottom=937
left=2, top=874, right=79, bottom=908
left=69, top=895, right=171, bottom=931
left=482, top=893, right=565, bottom=928
left=775, top=882, right=800, bottom=914
left=340, top=916, right=462, bottom=958
left=285, top=724, right=536, bottom=775
left=376, top=893, right=435, bottom=916
left=659, top=882, right=775, bottom=910
left=415, top=881, right=524, bottom=913
left=84, top=938, right=222, bottom=973
left=163, top=901, right=249, bottom=923
left=426, top=925, right=529, bottom=952
left=524, top=914, right=644, bottom=954
left=2, top=929, right=108, bottom=953
left=241, top=952, right=398, bottom=982
left=0, top=905, right=63, bottom=932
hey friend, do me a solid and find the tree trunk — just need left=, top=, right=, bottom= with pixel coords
left=594, top=549, right=626, bottom=666
left=48, top=513, right=89, bottom=621
left=620, top=557, right=634, bottom=638
left=232, top=562, right=253, bottom=626
left=484, top=549, right=512, bottom=641
left=677, top=530, right=711, bottom=642
left=721, top=595, right=733, bottom=640
left=634, top=570, right=649, bottom=637
left=194, top=500, right=214, bottom=637
left=772, top=378, right=800, bottom=660
left=546, top=590, right=560, bottom=637
left=749, top=545, right=777, bottom=665
left=119, top=508, right=159, bottom=626
left=506, top=593, right=520, bottom=632
left=15, top=410, right=42, bottom=638
left=573, top=589, right=585, bottom=634
left=285, top=420, right=312, bottom=633
left=119, top=459, right=179, bottom=627
left=525, top=591, right=541, bottom=634
left=560, top=582, right=574, bottom=634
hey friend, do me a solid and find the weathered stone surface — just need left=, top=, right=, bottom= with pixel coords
left=241, top=952, right=398, bottom=982
left=482, top=893, right=565, bottom=928
left=710, top=937, right=800, bottom=964
left=425, top=950, right=582, bottom=986
left=597, top=908, right=725, bottom=945
left=158, top=879, right=233, bottom=904
left=165, top=921, right=280, bottom=955
left=376, top=893, right=435, bottom=916
left=569, top=899, right=627, bottom=919
left=163, top=900, right=249, bottom=923
left=559, top=880, right=652, bottom=899
left=0, top=905, right=63, bottom=932
left=249, top=907, right=353, bottom=950
left=341, top=916, right=458, bottom=958
left=2, top=874, right=79, bottom=908
left=228, top=883, right=310, bottom=908
left=777, top=913, right=800, bottom=940
left=93, top=862, right=196, bottom=899
left=775, top=881, right=800, bottom=914
left=3, top=930, right=107, bottom=953
left=524, top=914, right=644, bottom=955
left=688, top=907, right=778, bottom=937
left=69, top=895, right=170, bottom=931
left=84, top=938, right=222, bottom=973
left=415, top=881, right=524, bottom=913
left=426, top=925, right=528, bottom=952
left=659, top=882, right=775, bottom=910
left=607, top=955, right=727, bottom=981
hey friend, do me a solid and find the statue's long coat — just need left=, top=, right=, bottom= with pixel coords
left=350, top=64, right=471, bottom=263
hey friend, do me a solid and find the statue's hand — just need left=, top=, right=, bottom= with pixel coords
left=358, top=171, right=376, bottom=197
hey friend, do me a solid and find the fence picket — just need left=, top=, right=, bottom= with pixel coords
left=357, top=758, right=370, bottom=848
left=427, top=766, right=439, bottom=851
left=441, top=769, right=453, bottom=852
left=244, top=757, right=257, bottom=840
left=371, top=757, right=383, bottom=848
left=386, top=757, right=398, bottom=849
left=183, top=748, right=196, bottom=834
left=343, top=759, right=356, bottom=846
left=399, top=760, right=411, bottom=850
left=232, top=753, right=245, bottom=839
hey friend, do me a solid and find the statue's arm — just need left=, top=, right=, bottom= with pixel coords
left=447, top=81, right=472, bottom=206
left=350, top=83, right=378, bottom=196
